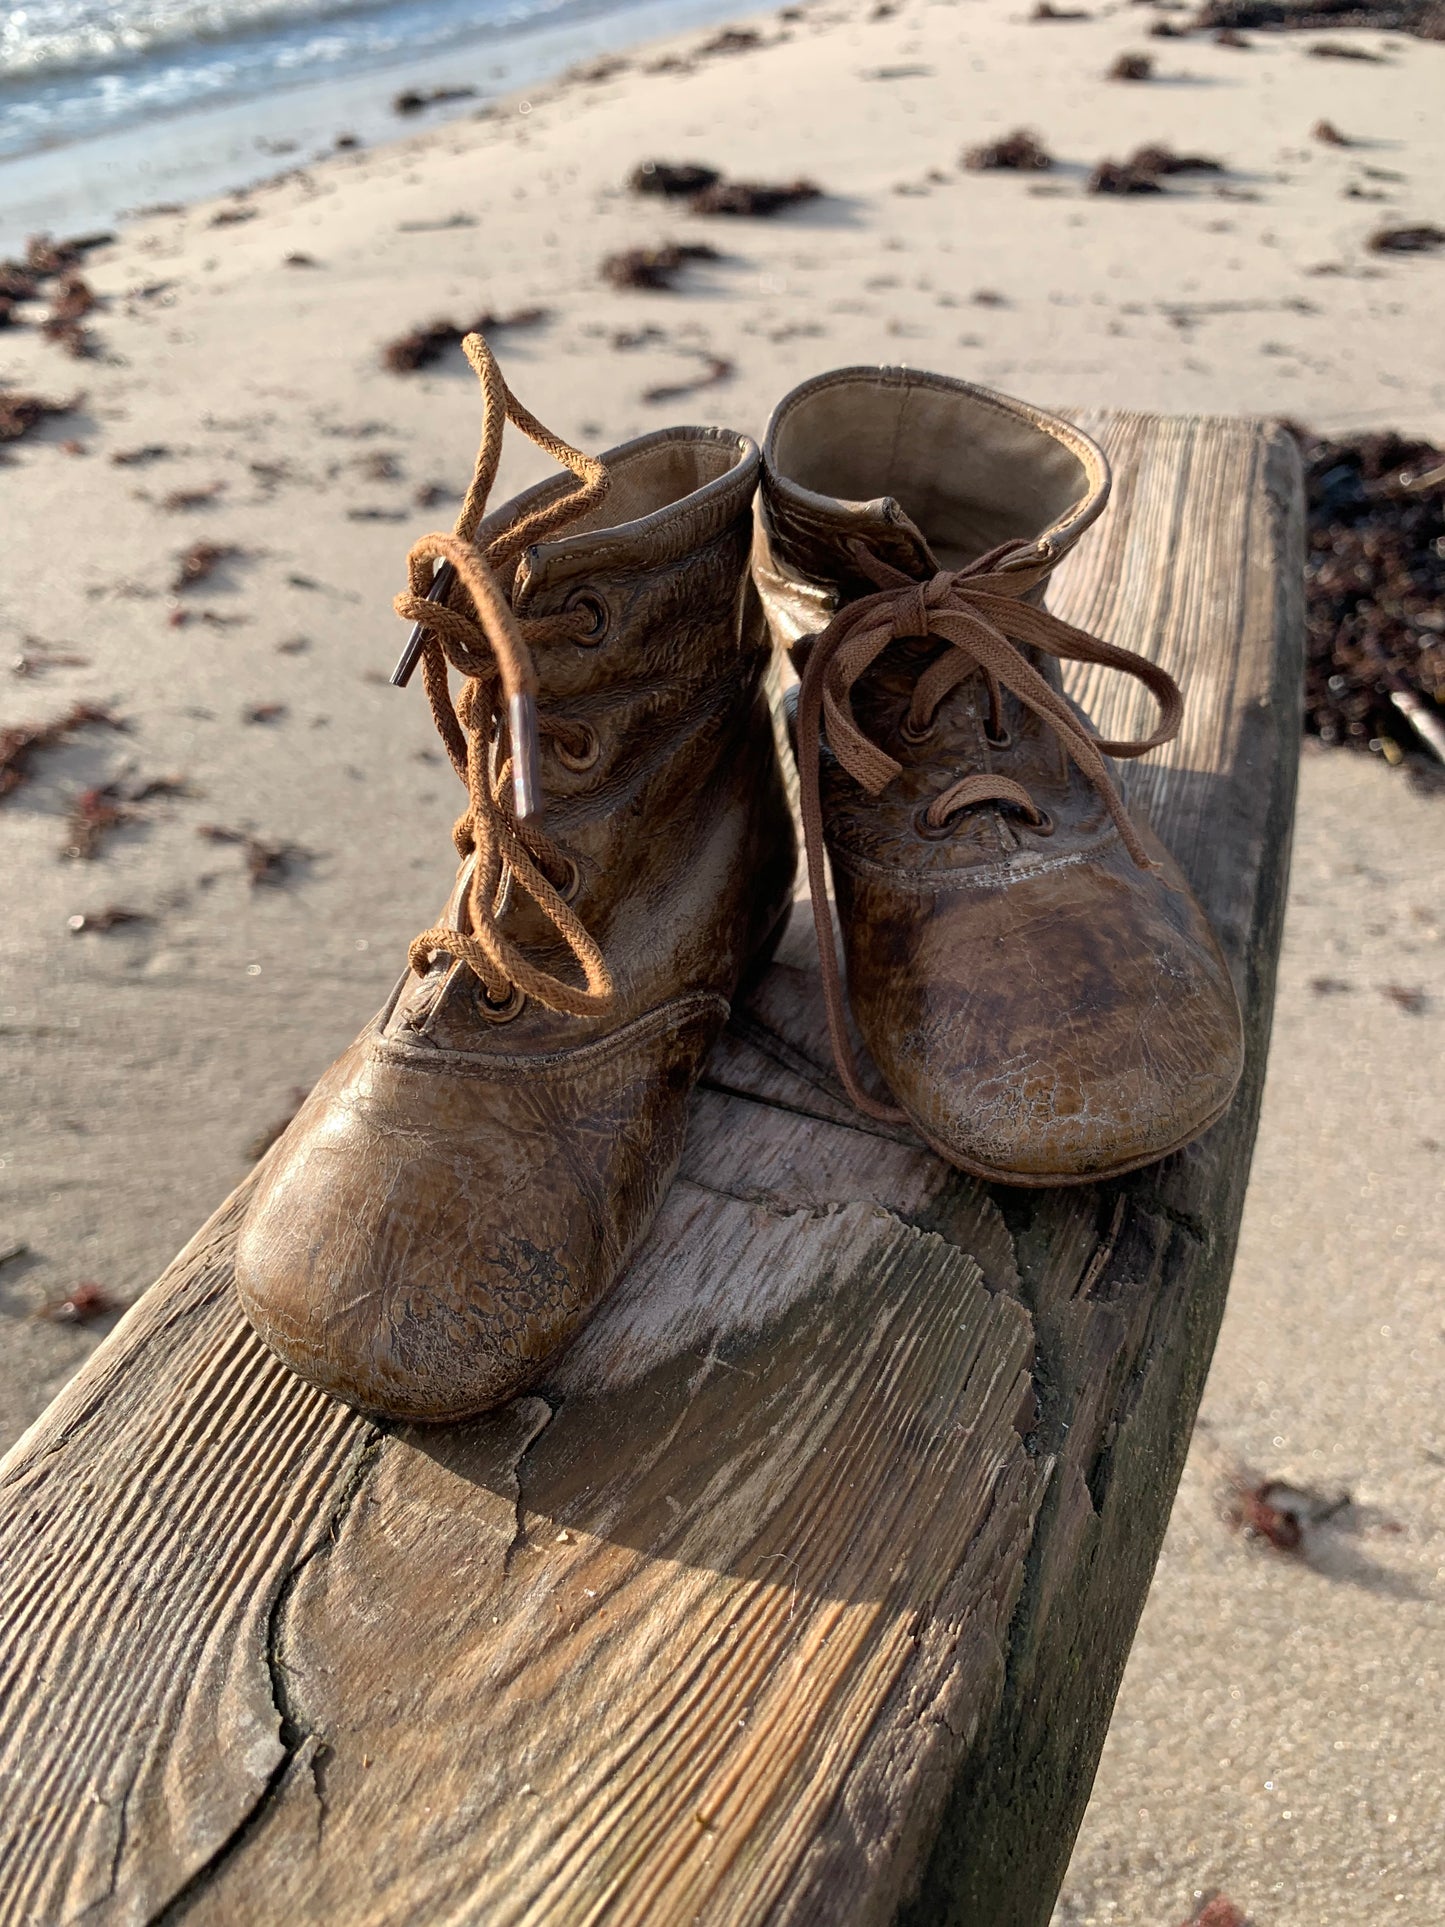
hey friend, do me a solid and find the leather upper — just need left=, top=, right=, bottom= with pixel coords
left=236, top=425, right=796, bottom=1417
left=756, top=365, right=1244, bottom=1183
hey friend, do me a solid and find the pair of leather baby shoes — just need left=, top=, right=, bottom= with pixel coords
left=235, top=337, right=1243, bottom=1421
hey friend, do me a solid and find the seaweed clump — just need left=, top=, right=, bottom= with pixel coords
left=1293, top=427, right=1445, bottom=758
left=963, top=130, right=1053, bottom=172
left=601, top=244, right=721, bottom=290
left=1192, top=0, right=1445, bottom=41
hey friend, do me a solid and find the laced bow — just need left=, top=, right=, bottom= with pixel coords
left=794, top=535, right=1185, bottom=1122
left=393, top=333, right=616, bottom=1017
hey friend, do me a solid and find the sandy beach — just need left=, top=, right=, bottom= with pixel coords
left=1, top=0, right=1442, bottom=1918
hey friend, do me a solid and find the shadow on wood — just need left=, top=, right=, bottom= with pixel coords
left=0, top=411, right=1303, bottom=1927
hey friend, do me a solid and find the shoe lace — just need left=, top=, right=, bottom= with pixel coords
left=794, top=536, right=1185, bottom=1123
left=393, top=333, right=616, bottom=1017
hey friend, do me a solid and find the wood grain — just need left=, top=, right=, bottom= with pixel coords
left=0, top=413, right=1303, bottom=1927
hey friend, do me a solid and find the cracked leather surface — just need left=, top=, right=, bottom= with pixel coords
left=756, top=365, right=1244, bottom=1183
left=236, top=427, right=797, bottom=1418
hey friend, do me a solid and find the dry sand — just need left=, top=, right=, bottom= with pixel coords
left=1, top=1, right=1442, bottom=1919
left=1057, top=744, right=1444, bottom=1926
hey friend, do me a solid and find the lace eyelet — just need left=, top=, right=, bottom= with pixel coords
left=1023, top=807, right=1054, bottom=837
left=913, top=802, right=958, bottom=841
left=550, top=854, right=581, bottom=902
left=564, top=590, right=609, bottom=646
left=899, top=713, right=935, bottom=746
left=477, top=982, right=525, bottom=1023
left=555, top=725, right=600, bottom=773
left=984, top=723, right=1013, bottom=750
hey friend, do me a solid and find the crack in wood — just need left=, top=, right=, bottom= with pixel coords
left=501, top=1397, right=558, bottom=1581
left=148, top=1755, right=293, bottom=1927
left=98, top=1777, right=133, bottom=1920
left=676, top=1169, right=843, bottom=1220
left=698, top=1071, right=916, bottom=1146
left=1073, top=1197, right=1128, bottom=1302
left=146, top=1423, right=389, bottom=1924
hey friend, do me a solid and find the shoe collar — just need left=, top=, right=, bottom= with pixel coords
left=759, top=364, right=1110, bottom=590
left=475, top=424, right=760, bottom=600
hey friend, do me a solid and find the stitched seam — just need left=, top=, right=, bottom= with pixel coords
left=829, top=824, right=1124, bottom=891
left=371, top=991, right=729, bottom=1079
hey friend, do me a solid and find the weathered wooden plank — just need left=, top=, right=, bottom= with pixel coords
left=1, top=1119, right=1029, bottom=1927
left=174, top=1194, right=1040, bottom=1927
left=0, top=411, right=1303, bottom=1927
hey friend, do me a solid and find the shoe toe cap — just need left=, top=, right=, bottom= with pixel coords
left=235, top=1109, right=601, bottom=1421
left=234, top=1077, right=604, bottom=1424
left=901, top=983, right=1243, bottom=1182
left=234, top=998, right=726, bottom=1419
left=856, top=850, right=1245, bottom=1183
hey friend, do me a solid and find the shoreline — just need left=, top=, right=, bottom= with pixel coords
left=4, top=1, right=1440, bottom=436
left=0, top=0, right=751, bottom=254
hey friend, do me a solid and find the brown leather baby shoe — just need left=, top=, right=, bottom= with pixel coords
left=754, top=364, right=1243, bottom=1184
left=235, top=338, right=795, bottom=1419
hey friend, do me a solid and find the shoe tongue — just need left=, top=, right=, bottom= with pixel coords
left=380, top=856, right=476, bottom=1041
left=761, top=472, right=940, bottom=602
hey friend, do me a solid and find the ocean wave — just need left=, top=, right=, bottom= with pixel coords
left=0, top=0, right=576, bottom=160
left=0, top=0, right=402, bottom=84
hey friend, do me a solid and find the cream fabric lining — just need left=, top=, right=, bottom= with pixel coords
left=558, top=438, right=741, bottom=538
left=771, top=373, right=1092, bottom=570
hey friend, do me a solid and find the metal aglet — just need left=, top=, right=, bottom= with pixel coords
left=390, top=557, right=457, bottom=687
left=509, top=691, right=544, bottom=821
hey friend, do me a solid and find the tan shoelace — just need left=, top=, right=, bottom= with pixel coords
left=394, top=334, right=617, bottom=1017
left=794, top=536, right=1185, bottom=1123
